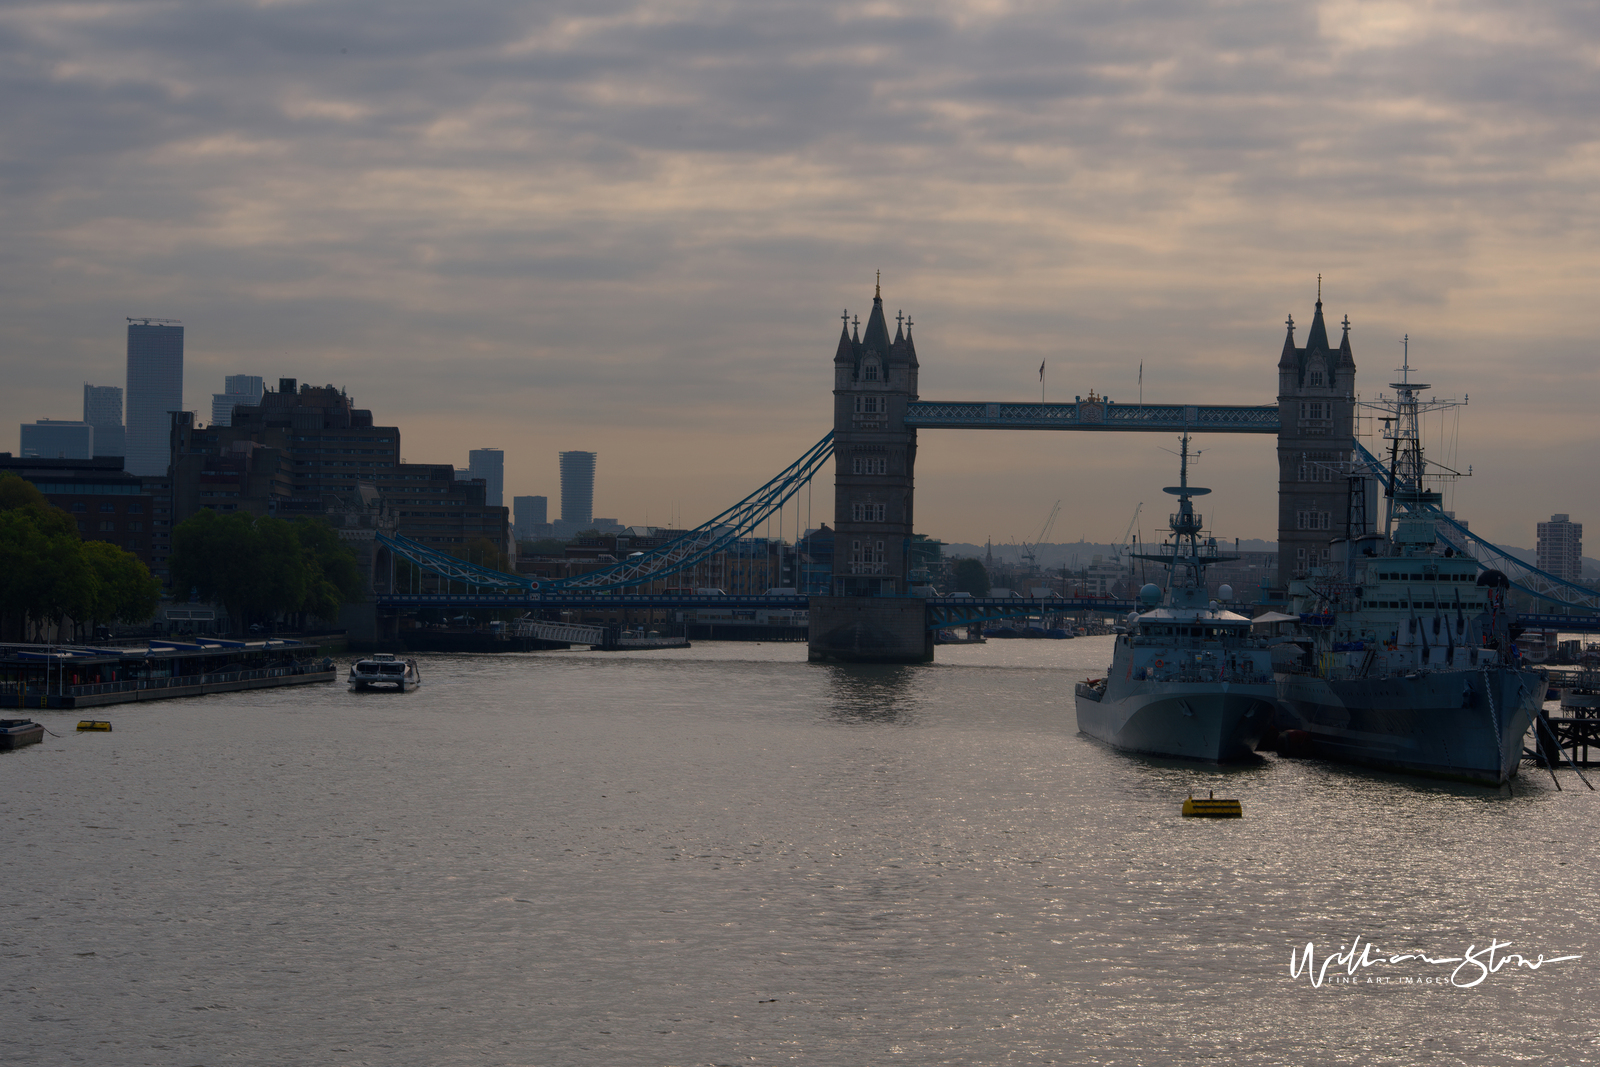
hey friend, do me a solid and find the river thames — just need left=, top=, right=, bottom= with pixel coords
left=4, top=638, right=1596, bottom=1066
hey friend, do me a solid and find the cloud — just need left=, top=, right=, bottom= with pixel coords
left=2, top=0, right=1597, bottom=545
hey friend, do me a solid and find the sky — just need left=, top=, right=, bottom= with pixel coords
left=3, top=0, right=1598, bottom=551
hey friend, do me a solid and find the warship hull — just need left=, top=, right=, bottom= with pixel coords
left=1076, top=681, right=1277, bottom=762
left=1275, top=666, right=1542, bottom=786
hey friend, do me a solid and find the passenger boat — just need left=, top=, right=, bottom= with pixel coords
left=1272, top=361, right=1542, bottom=786
left=348, top=653, right=422, bottom=692
left=1075, top=436, right=1278, bottom=761
left=0, top=719, right=46, bottom=751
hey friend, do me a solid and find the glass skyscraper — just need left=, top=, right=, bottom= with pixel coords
left=468, top=448, right=504, bottom=507
left=125, top=321, right=184, bottom=476
left=82, top=383, right=125, bottom=456
left=559, top=451, right=596, bottom=525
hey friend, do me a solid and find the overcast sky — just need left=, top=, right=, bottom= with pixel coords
left=4, top=0, right=1597, bottom=549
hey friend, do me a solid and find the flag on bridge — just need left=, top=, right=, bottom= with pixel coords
left=1039, top=359, right=1045, bottom=382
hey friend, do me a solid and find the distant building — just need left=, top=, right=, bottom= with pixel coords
left=513, top=495, right=548, bottom=539
left=210, top=374, right=264, bottom=428
left=1538, top=514, right=1583, bottom=583
left=83, top=384, right=125, bottom=456
left=126, top=320, right=184, bottom=476
left=559, top=451, right=596, bottom=525
left=469, top=448, right=504, bottom=507
left=167, top=378, right=508, bottom=553
left=20, top=419, right=95, bottom=460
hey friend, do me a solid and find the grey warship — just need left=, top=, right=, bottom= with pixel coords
left=1075, top=436, right=1278, bottom=761
left=1273, top=357, right=1541, bottom=786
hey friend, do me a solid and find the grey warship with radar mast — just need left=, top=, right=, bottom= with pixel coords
left=1272, top=346, right=1542, bottom=786
left=1075, top=436, right=1278, bottom=760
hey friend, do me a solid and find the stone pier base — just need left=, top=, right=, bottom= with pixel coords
left=807, top=597, right=933, bottom=663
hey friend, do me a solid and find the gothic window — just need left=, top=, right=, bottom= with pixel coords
left=852, top=457, right=888, bottom=475
left=1309, top=370, right=1324, bottom=387
left=854, top=396, right=882, bottom=415
left=852, top=502, right=886, bottom=522
left=862, top=359, right=880, bottom=382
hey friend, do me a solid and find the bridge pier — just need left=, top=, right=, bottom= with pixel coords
left=807, top=596, right=933, bottom=663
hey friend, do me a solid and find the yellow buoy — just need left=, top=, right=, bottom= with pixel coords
left=1182, top=790, right=1241, bottom=818
left=76, top=720, right=113, bottom=732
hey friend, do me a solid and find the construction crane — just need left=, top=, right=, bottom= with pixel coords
left=1019, top=499, right=1062, bottom=571
left=1110, top=502, right=1143, bottom=566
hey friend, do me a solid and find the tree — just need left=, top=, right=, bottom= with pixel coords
left=0, top=473, right=161, bottom=640
left=82, top=540, right=162, bottom=628
left=952, top=558, right=991, bottom=597
left=170, top=510, right=365, bottom=632
left=0, top=475, right=97, bottom=639
left=521, top=538, right=568, bottom=557
left=293, top=518, right=364, bottom=621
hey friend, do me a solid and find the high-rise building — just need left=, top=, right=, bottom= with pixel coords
left=513, top=495, right=548, bottom=539
left=82, top=384, right=125, bottom=456
left=210, top=374, right=264, bottom=428
left=125, top=320, right=184, bottom=476
left=469, top=448, right=504, bottom=507
left=1537, top=513, right=1583, bottom=583
left=559, top=451, right=596, bottom=525
left=20, top=419, right=94, bottom=459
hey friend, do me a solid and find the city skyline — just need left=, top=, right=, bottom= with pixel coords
left=2, top=2, right=1597, bottom=546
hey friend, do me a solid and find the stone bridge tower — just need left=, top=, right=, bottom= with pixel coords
left=830, top=281, right=919, bottom=596
left=1276, top=283, right=1357, bottom=587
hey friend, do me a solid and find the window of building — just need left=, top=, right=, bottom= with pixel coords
left=126, top=501, right=143, bottom=514
left=99, top=520, right=115, bottom=532
left=852, top=456, right=888, bottom=475
left=71, top=501, right=86, bottom=513
left=851, top=502, right=886, bottom=522
left=853, top=396, right=882, bottom=415
left=862, top=359, right=880, bottom=382
left=1309, top=370, right=1324, bottom=386
left=100, top=502, right=116, bottom=513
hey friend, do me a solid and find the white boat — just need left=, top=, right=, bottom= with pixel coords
left=348, top=653, right=421, bottom=692
left=1075, top=436, right=1278, bottom=761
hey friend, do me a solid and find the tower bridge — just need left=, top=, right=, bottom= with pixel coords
left=370, top=280, right=1595, bottom=660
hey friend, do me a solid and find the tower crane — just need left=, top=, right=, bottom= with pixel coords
left=1110, top=502, right=1143, bottom=566
left=1020, top=499, right=1062, bottom=571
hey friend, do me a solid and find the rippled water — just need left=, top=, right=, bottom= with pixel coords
left=5, top=638, right=1597, bottom=1066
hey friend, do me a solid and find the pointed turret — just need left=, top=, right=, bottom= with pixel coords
left=902, top=313, right=919, bottom=369
left=1337, top=313, right=1355, bottom=372
left=1278, top=314, right=1297, bottom=369
left=1305, top=296, right=1330, bottom=356
left=862, top=293, right=891, bottom=355
left=834, top=311, right=855, bottom=365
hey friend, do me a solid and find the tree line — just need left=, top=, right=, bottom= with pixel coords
left=0, top=474, right=161, bottom=641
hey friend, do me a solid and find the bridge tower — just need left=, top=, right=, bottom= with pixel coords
left=829, top=281, right=919, bottom=596
left=809, top=280, right=932, bottom=662
left=1276, top=282, right=1357, bottom=588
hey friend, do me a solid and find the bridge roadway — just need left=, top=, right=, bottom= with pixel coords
left=372, top=592, right=1139, bottom=629
left=374, top=594, right=1600, bottom=633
